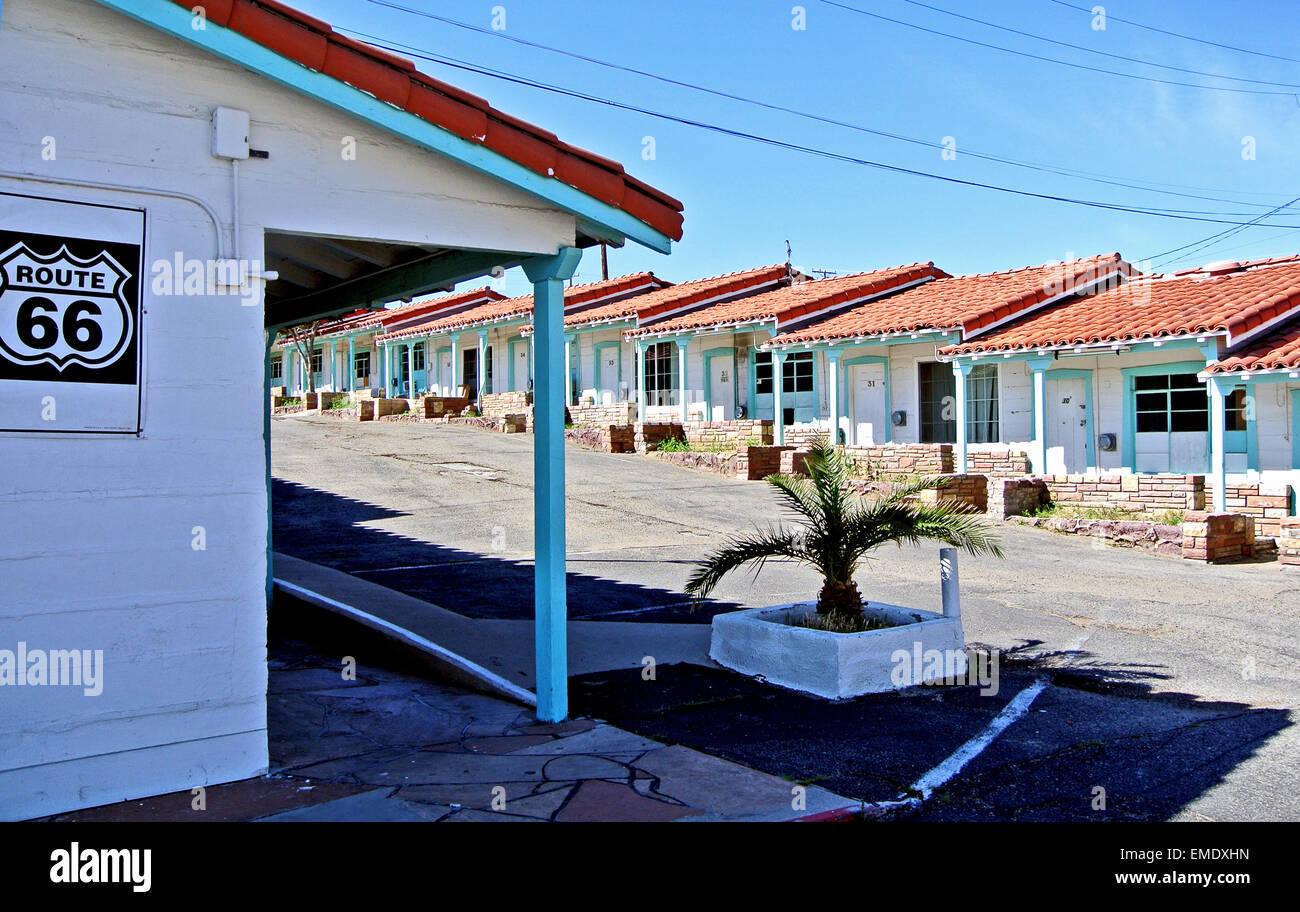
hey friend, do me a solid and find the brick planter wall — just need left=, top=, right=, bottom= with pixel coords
left=422, top=396, right=470, bottom=418
left=566, top=425, right=636, bottom=453
left=569, top=403, right=637, bottom=428
left=967, top=447, right=1032, bottom=476
left=1204, top=483, right=1293, bottom=539
left=746, top=445, right=797, bottom=480
left=847, top=474, right=988, bottom=512
left=481, top=391, right=532, bottom=418
left=1009, top=515, right=1183, bottom=557
left=301, top=392, right=319, bottom=410
left=1040, top=474, right=1204, bottom=514
left=373, top=397, right=410, bottom=418
left=684, top=420, right=774, bottom=449
left=1181, top=512, right=1255, bottom=563
left=635, top=422, right=686, bottom=453
left=990, top=477, right=1047, bottom=518
left=844, top=443, right=953, bottom=476
left=1279, top=521, right=1300, bottom=568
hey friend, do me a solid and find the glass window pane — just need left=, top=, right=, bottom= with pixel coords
left=1136, top=411, right=1167, bottom=433
left=1134, top=375, right=1169, bottom=390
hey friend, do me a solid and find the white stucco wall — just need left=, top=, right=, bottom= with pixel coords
left=0, top=0, right=582, bottom=819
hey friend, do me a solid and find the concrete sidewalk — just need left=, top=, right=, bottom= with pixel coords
left=273, top=551, right=714, bottom=696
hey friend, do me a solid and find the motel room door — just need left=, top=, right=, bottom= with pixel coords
left=1045, top=377, right=1088, bottom=474
left=513, top=344, right=531, bottom=392
left=710, top=357, right=734, bottom=420
left=851, top=362, right=887, bottom=445
left=1134, top=371, right=1210, bottom=473
left=438, top=350, right=452, bottom=395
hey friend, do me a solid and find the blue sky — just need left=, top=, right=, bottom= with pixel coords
left=297, top=0, right=1300, bottom=296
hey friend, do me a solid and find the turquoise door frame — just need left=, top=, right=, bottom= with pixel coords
left=1293, top=389, right=1300, bottom=469
left=593, top=340, right=623, bottom=403
left=841, top=354, right=891, bottom=444
left=1042, top=367, right=1097, bottom=470
left=1120, top=360, right=1215, bottom=473
left=749, top=347, right=818, bottom=423
left=701, top=344, right=736, bottom=420
left=508, top=337, right=531, bottom=391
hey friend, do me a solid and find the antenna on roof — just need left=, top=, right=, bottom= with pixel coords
left=785, top=240, right=794, bottom=281
left=811, top=268, right=838, bottom=279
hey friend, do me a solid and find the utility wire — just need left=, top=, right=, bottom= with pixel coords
left=898, top=0, right=1300, bottom=89
left=1045, top=0, right=1300, bottom=67
left=361, top=0, right=1292, bottom=209
left=817, top=0, right=1300, bottom=96
left=342, top=26, right=1300, bottom=232
left=1146, top=196, right=1300, bottom=268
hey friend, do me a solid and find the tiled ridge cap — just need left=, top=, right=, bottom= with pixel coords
left=169, top=0, right=684, bottom=240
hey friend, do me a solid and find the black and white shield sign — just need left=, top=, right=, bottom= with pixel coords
left=0, top=242, right=134, bottom=373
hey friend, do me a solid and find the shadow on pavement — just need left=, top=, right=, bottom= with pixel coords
left=272, top=477, right=739, bottom=623
left=571, top=658, right=1290, bottom=821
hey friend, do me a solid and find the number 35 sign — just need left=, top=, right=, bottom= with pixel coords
left=0, top=193, right=144, bottom=433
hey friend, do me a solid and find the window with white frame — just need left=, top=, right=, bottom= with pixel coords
left=270, top=355, right=283, bottom=382
left=965, top=363, right=1000, bottom=444
left=353, top=350, right=370, bottom=379
left=412, top=343, right=425, bottom=372
left=310, top=348, right=323, bottom=375
left=644, top=341, right=678, bottom=406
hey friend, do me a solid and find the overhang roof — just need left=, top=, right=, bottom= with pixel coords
left=141, top=0, right=684, bottom=243
left=942, top=255, right=1300, bottom=357
left=617, top=265, right=797, bottom=337
left=1204, top=316, right=1300, bottom=375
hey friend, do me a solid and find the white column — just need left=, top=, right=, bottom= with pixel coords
left=564, top=333, right=575, bottom=407
left=478, top=329, right=489, bottom=399
left=774, top=349, right=786, bottom=445
left=346, top=337, right=355, bottom=393
left=326, top=341, right=336, bottom=391
left=826, top=349, right=842, bottom=445
left=450, top=333, right=461, bottom=396
left=1032, top=367, right=1047, bottom=474
left=635, top=339, right=647, bottom=424
left=953, top=361, right=969, bottom=474
left=677, top=336, right=690, bottom=425
left=1209, top=376, right=1228, bottom=513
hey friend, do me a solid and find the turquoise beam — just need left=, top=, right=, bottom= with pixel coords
left=525, top=247, right=583, bottom=723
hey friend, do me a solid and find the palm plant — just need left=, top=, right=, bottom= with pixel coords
left=685, top=439, right=1004, bottom=624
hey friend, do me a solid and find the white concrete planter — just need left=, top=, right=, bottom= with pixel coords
left=708, top=549, right=968, bottom=699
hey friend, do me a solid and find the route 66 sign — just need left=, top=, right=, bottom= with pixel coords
left=0, top=193, right=144, bottom=433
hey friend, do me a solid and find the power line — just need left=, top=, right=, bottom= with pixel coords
left=1145, top=196, right=1300, bottom=267
left=1045, top=0, right=1300, bottom=67
left=360, top=0, right=1292, bottom=209
left=900, top=0, right=1300, bottom=89
left=817, top=0, right=1300, bottom=96
left=342, top=26, right=1300, bottom=232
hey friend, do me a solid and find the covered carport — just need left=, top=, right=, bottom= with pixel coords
left=0, top=0, right=681, bottom=819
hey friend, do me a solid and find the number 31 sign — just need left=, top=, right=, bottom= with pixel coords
left=0, top=193, right=144, bottom=434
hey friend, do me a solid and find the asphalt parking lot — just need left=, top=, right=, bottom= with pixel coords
left=271, top=415, right=1300, bottom=820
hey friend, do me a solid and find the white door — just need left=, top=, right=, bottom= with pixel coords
left=512, top=346, right=529, bottom=392
left=1045, top=378, right=1087, bottom=474
left=852, top=363, right=886, bottom=445
left=710, top=357, right=734, bottom=421
left=439, top=352, right=453, bottom=396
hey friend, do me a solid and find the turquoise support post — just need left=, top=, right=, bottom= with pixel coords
left=635, top=339, right=647, bottom=424
left=347, top=336, right=355, bottom=393
left=478, top=329, right=489, bottom=399
left=773, top=349, right=786, bottom=445
left=953, top=360, right=974, bottom=474
left=450, top=333, right=461, bottom=395
left=676, top=336, right=690, bottom=425
left=524, top=247, right=583, bottom=722
left=1209, top=376, right=1228, bottom=512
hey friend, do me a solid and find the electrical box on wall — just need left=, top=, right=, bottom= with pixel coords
left=211, top=107, right=250, bottom=159
left=891, top=410, right=907, bottom=427
left=1099, top=433, right=1118, bottom=451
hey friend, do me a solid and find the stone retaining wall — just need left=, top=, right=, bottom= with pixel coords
left=481, top=391, right=531, bottom=419
left=1181, top=512, right=1255, bottom=563
left=648, top=449, right=748, bottom=477
left=1279, top=521, right=1300, bottom=568
left=422, top=396, right=470, bottom=418
left=1008, top=515, right=1183, bottom=557
left=1040, top=473, right=1204, bottom=514
left=635, top=422, right=686, bottom=453
left=568, top=402, right=637, bottom=428
left=1205, top=483, right=1292, bottom=539
left=684, top=420, right=773, bottom=449
left=847, top=474, right=988, bottom=513
left=844, top=443, right=953, bottom=476
left=989, top=477, right=1048, bottom=518
left=967, top=447, right=1032, bottom=476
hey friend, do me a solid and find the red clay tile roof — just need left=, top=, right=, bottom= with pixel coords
left=942, top=255, right=1300, bottom=357
left=634, top=263, right=946, bottom=339
left=378, top=272, right=669, bottom=340
left=1205, top=316, right=1300, bottom=374
left=555, top=267, right=796, bottom=332
left=613, top=265, right=805, bottom=336
left=169, top=0, right=683, bottom=241
left=772, top=255, right=1130, bottom=347
left=340, top=286, right=506, bottom=334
